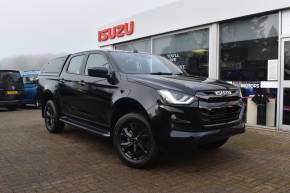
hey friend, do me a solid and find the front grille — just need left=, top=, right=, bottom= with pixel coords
left=200, top=96, right=240, bottom=102
left=196, top=90, right=241, bottom=103
left=199, top=106, right=241, bottom=125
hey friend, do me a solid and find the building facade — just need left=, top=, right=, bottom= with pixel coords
left=97, top=0, right=290, bottom=131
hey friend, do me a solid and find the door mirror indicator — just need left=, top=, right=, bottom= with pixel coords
left=88, top=67, right=109, bottom=78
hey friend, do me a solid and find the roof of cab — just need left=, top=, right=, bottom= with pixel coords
left=70, top=49, right=151, bottom=55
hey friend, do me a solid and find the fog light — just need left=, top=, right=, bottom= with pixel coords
left=171, top=114, right=177, bottom=120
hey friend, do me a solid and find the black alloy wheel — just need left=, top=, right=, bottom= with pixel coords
left=44, top=102, right=55, bottom=130
left=119, top=122, right=151, bottom=160
left=114, top=113, right=158, bottom=168
left=44, top=100, right=64, bottom=133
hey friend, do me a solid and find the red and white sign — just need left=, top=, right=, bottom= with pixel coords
left=98, top=21, right=135, bottom=42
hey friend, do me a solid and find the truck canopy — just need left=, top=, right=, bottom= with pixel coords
left=40, top=55, right=69, bottom=76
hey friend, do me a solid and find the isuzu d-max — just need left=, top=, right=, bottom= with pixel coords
left=39, top=50, right=245, bottom=168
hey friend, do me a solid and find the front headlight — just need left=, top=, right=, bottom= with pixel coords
left=158, top=90, right=196, bottom=105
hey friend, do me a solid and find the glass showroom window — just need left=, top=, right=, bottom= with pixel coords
left=220, top=13, right=278, bottom=81
left=153, top=29, right=209, bottom=77
left=220, top=13, right=279, bottom=128
left=115, top=39, right=151, bottom=53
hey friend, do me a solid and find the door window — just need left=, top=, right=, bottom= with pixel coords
left=67, top=55, right=85, bottom=74
left=85, top=54, right=108, bottom=75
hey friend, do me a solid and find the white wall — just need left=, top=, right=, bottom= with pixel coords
left=282, top=9, right=290, bottom=37
left=97, top=0, right=290, bottom=47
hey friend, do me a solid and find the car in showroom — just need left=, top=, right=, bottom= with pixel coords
left=0, top=70, right=24, bottom=110
left=38, top=50, right=245, bottom=168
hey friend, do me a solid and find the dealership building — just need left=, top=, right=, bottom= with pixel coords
left=97, top=0, right=290, bottom=131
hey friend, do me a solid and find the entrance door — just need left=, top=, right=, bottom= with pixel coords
left=280, top=38, right=290, bottom=131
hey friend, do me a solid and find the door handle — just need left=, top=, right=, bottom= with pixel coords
left=78, top=80, right=86, bottom=86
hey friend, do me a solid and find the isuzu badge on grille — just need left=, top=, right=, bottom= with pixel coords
left=215, top=90, right=232, bottom=96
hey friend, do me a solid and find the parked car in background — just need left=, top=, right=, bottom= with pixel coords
left=0, top=70, right=24, bottom=110
left=39, top=50, right=245, bottom=168
left=21, top=70, right=40, bottom=108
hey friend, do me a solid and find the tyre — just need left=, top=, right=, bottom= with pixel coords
left=7, top=106, right=17, bottom=111
left=199, top=138, right=229, bottom=150
left=113, top=113, right=159, bottom=168
left=44, top=100, right=64, bottom=133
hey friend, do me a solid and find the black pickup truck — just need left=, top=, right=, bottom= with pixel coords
left=38, top=50, right=245, bottom=168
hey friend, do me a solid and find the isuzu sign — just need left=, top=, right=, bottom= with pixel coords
left=215, top=90, right=232, bottom=96
left=98, top=21, right=135, bottom=42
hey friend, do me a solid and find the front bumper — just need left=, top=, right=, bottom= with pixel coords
left=151, top=99, right=245, bottom=144
left=0, top=100, right=23, bottom=107
left=169, top=121, right=245, bottom=144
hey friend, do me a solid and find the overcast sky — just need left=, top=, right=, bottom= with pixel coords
left=0, top=0, right=177, bottom=60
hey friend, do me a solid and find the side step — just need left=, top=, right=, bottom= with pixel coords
left=60, top=116, right=110, bottom=137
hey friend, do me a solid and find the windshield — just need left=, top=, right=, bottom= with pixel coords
left=0, top=71, right=23, bottom=90
left=110, top=52, right=183, bottom=75
left=23, top=75, right=38, bottom=84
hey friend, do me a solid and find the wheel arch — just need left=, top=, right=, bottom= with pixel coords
left=41, top=90, right=54, bottom=117
left=110, top=97, right=150, bottom=133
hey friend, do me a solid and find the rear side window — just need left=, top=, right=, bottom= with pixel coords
left=85, top=54, right=108, bottom=75
left=41, top=56, right=67, bottom=73
left=67, top=55, right=85, bottom=74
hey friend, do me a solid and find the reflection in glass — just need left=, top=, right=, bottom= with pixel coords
left=284, top=41, right=290, bottom=80
left=110, top=52, right=182, bottom=74
left=220, top=13, right=279, bottom=81
left=152, top=29, right=209, bottom=77
left=231, top=82, right=277, bottom=127
left=115, top=39, right=151, bottom=53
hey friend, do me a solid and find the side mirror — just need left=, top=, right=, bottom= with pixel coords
left=88, top=67, right=109, bottom=78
